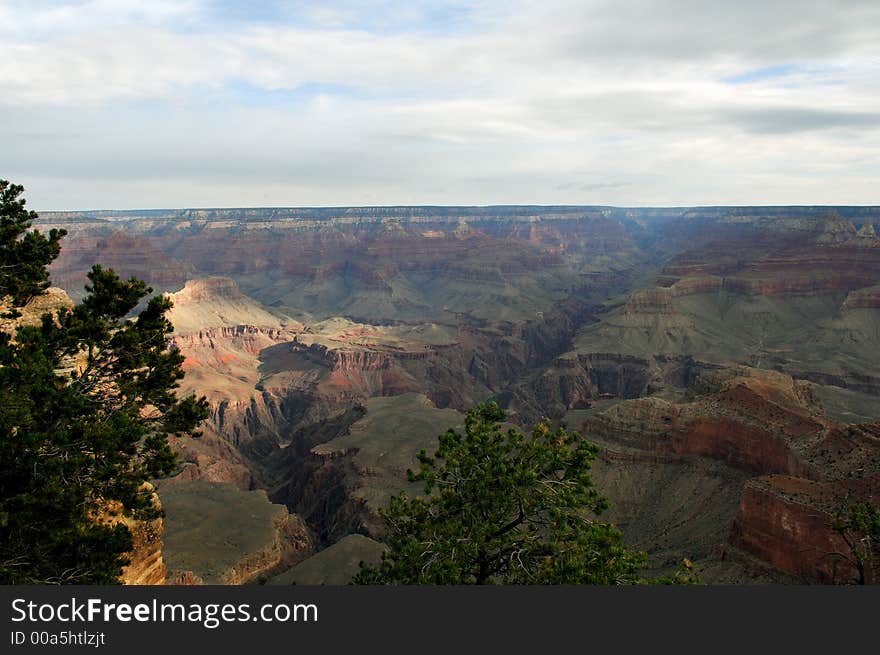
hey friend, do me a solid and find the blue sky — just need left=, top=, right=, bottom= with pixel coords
left=2, top=1, right=880, bottom=209
left=722, top=65, right=804, bottom=85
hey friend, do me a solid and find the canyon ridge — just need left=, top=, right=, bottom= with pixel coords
left=36, top=205, right=880, bottom=584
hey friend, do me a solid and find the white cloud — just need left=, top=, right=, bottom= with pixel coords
left=1, top=0, right=879, bottom=208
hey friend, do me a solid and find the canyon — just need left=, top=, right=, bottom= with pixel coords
left=34, top=205, right=880, bottom=584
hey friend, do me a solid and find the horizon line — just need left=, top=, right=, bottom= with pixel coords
left=34, top=203, right=880, bottom=214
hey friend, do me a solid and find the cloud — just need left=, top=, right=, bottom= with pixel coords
left=724, top=108, right=880, bottom=134
left=1, top=1, right=879, bottom=208
left=0, top=0, right=204, bottom=40
left=579, top=181, right=631, bottom=192
left=555, top=0, right=880, bottom=62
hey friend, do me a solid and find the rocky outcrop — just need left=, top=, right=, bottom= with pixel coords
left=165, top=429, right=259, bottom=490
left=97, top=483, right=168, bottom=585
left=156, top=481, right=314, bottom=585
left=842, top=285, right=880, bottom=310
left=508, top=353, right=716, bottom=424
left=219, top=512, right=313, bottom=585
left=164, top=278, right=305, bottom=468
left=166, top=277, right=296, bottom=334
left=113, top=485, right=167, bottom=586
left=576, top=368, right=880, bottom=582
left=171, top=324, right=294, bottom=356
left=731, top=475, right=879, bottom=583
left=119, top=515, right=167, bottom=586
left=268, top=534, right=387, bottom=585
left=582, top=379, right=818, bottom=477
left=0, top=287, right=74, bottom=332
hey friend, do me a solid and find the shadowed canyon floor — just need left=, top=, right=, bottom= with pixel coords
left=36, top=205, right=880, bottom=584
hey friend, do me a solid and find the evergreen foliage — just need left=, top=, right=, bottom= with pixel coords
left=0, top=180, right=207, bottom=584
left=354, top=402, right=647, bottom=584
left=0, top=180, right=65, bottom=316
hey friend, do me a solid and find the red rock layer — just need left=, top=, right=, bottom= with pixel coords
left=49, top=230, right=190, bottom=298
left=661, top=232, right=880, bottom=298
left=731, top=475, right=879, bottom=583
left=579, top=369, right=880, bottom=582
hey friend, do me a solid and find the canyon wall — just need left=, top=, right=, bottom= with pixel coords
left=34, top=205, right=880, bottom=584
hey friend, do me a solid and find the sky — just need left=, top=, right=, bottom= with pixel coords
left=2, top=0, right=880, bottom=210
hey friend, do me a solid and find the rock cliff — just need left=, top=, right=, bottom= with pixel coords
left=34, top=205, right=880, bottom=584
left=156, top=481, right=313, bottom=585
left=117, top=486, right=168, bottom=586
left=572, top=368, right=879, bottom=582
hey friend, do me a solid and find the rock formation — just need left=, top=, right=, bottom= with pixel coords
left=267, top=534, right=386, bottom=585
left=572, top=368, right=880, bottom=582
left=0, top=287, right=73, bottom=332
left=35, top=205, right=880, bottom=584
left=117, top=485, right=168, bottom=586
left=156, top=481, right=313, bottom=585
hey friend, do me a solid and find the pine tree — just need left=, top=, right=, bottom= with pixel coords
left=0, top=180, right=65, bottom=315
left=0, top=180, right=208, bottom=584
left=354, top=402, right=647, bottom=584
